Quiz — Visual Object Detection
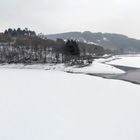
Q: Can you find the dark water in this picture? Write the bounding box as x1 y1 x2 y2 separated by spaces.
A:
86 65 140 85
114 69 140 85
69 64 140 85
103 65 140 85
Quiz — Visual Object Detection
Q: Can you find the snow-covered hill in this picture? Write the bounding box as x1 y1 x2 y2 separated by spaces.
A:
47 31 140 53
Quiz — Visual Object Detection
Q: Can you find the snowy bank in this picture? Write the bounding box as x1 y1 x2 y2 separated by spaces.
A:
65 62 125 74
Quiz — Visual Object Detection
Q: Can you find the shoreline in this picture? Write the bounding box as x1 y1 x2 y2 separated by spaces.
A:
0 62 139 85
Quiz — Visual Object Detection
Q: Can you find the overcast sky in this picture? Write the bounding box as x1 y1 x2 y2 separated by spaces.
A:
1 0 140 39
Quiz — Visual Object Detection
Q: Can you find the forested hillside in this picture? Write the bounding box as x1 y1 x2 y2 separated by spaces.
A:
0 28 106 64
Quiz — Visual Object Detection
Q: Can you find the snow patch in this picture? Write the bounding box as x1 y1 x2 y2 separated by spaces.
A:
103 37 109 41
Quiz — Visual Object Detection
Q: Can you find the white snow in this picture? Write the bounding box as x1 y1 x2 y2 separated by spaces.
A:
87 41 98 45
94 56 117 63
65 62 125 74
103 37 109 41
0 69 140 140
105 55 140 68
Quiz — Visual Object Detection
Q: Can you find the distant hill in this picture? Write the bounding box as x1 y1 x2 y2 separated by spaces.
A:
47 31 140 54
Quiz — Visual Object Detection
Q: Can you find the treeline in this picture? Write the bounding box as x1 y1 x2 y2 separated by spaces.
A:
0 28 106 64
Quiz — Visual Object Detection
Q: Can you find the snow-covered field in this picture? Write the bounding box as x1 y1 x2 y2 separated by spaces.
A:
0 68 140 140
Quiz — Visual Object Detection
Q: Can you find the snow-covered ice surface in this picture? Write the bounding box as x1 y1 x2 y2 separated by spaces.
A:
0 69 140 140
104 55 140 68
